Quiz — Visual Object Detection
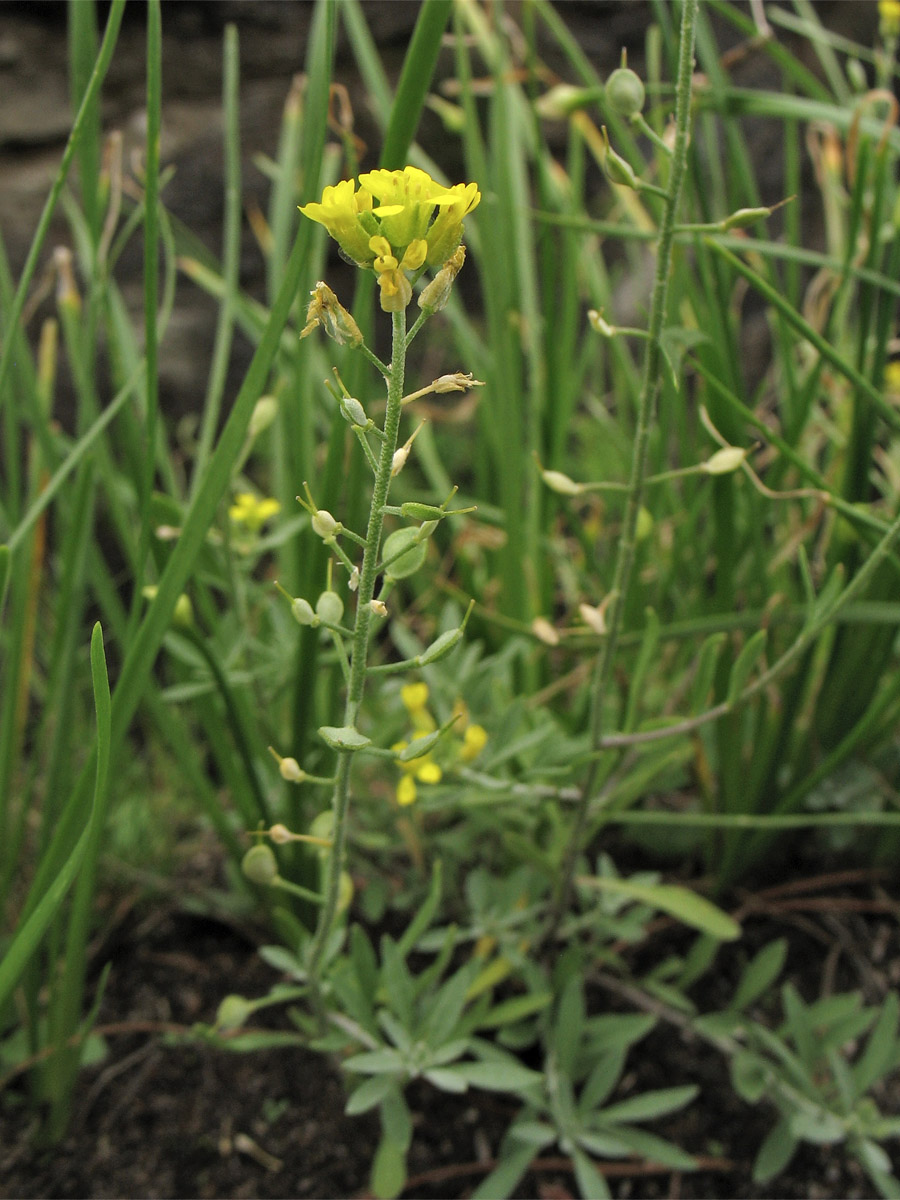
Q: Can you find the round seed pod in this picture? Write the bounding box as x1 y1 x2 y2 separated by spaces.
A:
606 67 645 117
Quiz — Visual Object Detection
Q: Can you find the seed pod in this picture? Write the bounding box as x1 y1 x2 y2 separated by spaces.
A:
311 509 338 539
241 844 278 886
216 994 253 1030
316 590 345 625
605 67 645 117
291 597 316 626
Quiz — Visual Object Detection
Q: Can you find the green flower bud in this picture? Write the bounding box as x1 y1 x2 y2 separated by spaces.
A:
241 844 279 886
605 67 645 117
277 758 305 783
338 870 354 914
173 593 194 628
542 469 584 496
419 246 466 314
636 506 654 541
248 395 279 439
703 446 747 475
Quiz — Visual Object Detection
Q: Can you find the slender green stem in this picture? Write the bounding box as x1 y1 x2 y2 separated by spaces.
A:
308 308 407 978
543 0 699 947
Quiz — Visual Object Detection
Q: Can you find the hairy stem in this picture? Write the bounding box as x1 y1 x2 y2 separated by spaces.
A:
308 308 407 978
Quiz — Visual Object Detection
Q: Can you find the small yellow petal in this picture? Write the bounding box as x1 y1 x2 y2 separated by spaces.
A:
401 682 429 713
416 761 442 784
461 724 487 763
400 239 428 271
397 775 417 806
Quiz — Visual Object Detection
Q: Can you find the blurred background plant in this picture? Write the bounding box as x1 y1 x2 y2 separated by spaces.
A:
2 0 900 1195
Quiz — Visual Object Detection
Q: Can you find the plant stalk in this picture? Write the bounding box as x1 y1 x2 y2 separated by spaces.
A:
544 0 699 946
308 308 407 977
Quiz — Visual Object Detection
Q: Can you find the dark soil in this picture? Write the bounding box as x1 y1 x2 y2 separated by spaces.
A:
4 857 898 1200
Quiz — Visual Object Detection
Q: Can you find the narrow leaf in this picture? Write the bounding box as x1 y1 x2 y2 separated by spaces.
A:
726 628 768 707
579 876 740 940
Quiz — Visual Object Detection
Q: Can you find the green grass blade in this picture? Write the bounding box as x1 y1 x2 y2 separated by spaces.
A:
127 0 162 639
192 23 242 489
379 0 454 168
0 0 125 417
705 239 900 434
0 625 110 1016
67 0 102 245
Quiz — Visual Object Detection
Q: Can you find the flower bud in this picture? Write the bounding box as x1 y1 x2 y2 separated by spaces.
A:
54 246 81 313
532 616 561 646
377 268 412 312
542 468 584 496
173 593 194 628
278 756 305 782
338 870 354 913
605 67 645 117
636 506 654 541
316 590 345 625
391 445 410 477
580 602 608 636
535 83 599 120
269 823 295 843
703 446 747 475
248 395 279 439
241 844 278 886
368 599 388 617
418 246 466 314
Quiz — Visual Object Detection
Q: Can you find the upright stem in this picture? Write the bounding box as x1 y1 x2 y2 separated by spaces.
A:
308 308 407 977
544 0 699 945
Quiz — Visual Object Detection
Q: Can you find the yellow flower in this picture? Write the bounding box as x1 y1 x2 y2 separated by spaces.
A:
393 735 442 806
299 166 480 311
880 0 900 35
401 682 436 732
460 723 487 763
229 492 281 533
422 182 481 266
886 361 900 394
297 179 375 265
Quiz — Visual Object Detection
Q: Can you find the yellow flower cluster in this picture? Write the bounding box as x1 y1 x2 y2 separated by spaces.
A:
392 683 487 806
229 492 281 533
299 166 480 312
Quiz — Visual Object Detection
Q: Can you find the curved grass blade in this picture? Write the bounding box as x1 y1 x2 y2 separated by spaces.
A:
0 624 110 1014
